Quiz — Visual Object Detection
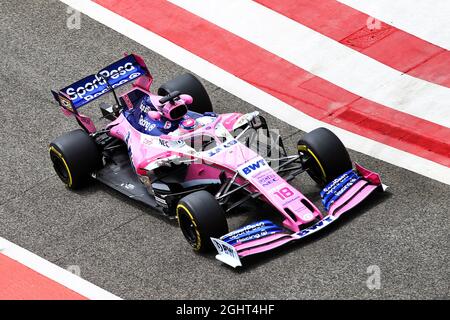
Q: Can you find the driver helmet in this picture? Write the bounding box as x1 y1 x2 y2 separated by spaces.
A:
142 94 192 121
159 94 192 121
160 101 188 121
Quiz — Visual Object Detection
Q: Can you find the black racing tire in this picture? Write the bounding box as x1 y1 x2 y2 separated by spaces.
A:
298 127 352 186
158 73 213 114
49 129 101 189
177 190 228 253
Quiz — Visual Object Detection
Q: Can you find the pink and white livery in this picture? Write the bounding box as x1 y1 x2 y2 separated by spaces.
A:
49 54 386 268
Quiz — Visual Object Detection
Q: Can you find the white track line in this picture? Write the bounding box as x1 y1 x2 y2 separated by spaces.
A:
337 0 450 50
0 237 121 300
169 0 450 129
59 0 450 185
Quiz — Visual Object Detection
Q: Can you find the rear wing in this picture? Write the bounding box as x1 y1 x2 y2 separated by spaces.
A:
52 53 152 112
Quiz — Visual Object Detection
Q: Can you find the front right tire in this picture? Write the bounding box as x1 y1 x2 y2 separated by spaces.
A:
298 127 352 186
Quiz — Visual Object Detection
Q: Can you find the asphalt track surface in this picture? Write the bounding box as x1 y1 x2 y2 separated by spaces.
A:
0 0 448 299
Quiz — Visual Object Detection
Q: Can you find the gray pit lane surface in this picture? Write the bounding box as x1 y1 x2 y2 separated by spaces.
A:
0 0 448 299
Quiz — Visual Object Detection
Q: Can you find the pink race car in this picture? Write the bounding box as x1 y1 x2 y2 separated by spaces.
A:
49 54 384 267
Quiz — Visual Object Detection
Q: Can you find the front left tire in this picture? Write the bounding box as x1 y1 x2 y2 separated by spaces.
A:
298 127 352 186
177 190 228 252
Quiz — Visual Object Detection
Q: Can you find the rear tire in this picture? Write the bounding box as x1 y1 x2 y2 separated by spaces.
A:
298 127 352 186
49 129 101 189
177 190 228 252
158 73 213 114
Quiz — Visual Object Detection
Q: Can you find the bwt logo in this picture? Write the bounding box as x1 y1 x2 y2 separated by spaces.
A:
242 159 266 175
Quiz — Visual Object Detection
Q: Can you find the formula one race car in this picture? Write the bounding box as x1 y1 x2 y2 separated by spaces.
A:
49 54 385 267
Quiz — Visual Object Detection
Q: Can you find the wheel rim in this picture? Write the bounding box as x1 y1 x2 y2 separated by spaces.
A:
177 205 201 250
49 148 72 186
298 144 327 186
305 157 326 185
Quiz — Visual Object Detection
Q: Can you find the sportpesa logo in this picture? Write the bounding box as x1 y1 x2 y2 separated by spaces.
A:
65 62 142 102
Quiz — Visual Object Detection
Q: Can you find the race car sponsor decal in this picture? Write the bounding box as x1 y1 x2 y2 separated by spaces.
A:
120 183 135 190
61 55 146 108
206 139 238 157
58 95 74 112
220 220 282 244
138 115 157 132
296 215 335 238
224 224 284 246
320 170 362 211
154 195 168 207
211 238 242 268
221 221 268 240
159 138 185 148
140 135 156 146
324 177 362 211
163 121 172 130
320 169 355 199
139 102 153 113
232 228 282 245
256 172 279 188
238 157 267 177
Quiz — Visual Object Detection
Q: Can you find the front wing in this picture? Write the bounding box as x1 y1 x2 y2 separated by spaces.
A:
211 163 386 268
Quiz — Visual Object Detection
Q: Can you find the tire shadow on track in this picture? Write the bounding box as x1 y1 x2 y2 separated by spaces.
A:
66 178 180 228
